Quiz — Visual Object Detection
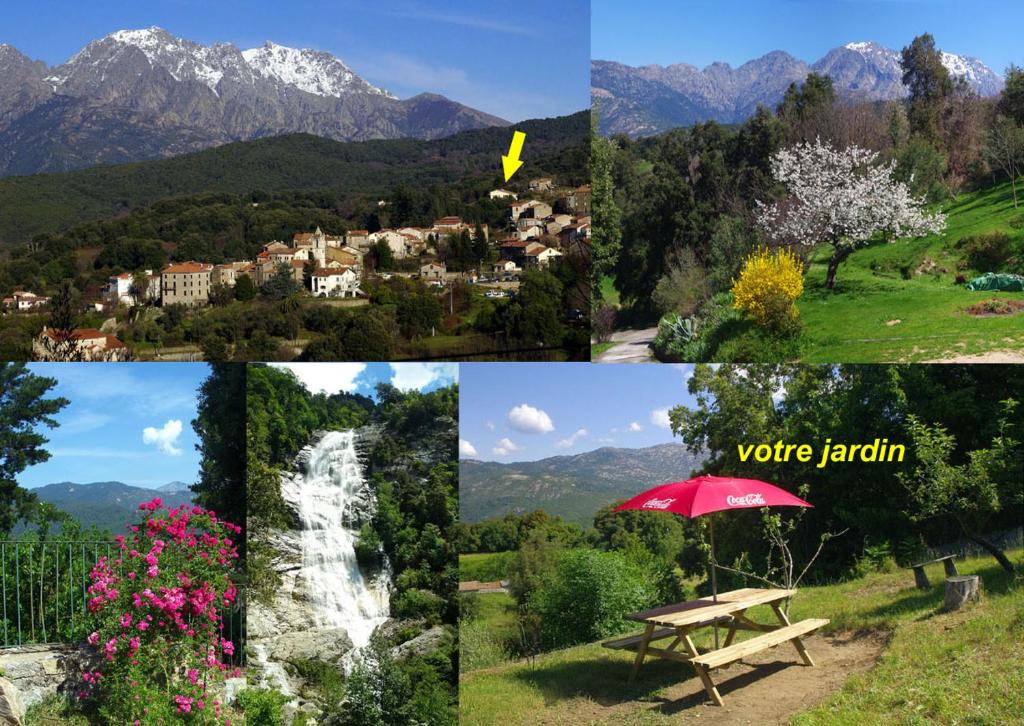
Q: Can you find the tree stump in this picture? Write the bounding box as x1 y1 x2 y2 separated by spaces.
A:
944 575 981 611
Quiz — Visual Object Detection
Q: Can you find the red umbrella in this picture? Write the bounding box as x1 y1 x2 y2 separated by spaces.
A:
614 475 812 646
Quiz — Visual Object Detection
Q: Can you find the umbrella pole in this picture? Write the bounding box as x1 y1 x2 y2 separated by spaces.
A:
710 514 719 649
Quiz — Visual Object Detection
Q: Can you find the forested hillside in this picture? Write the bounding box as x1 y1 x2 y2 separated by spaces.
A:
0 111 587 245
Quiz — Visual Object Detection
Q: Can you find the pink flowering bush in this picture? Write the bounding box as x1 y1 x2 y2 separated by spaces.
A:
79 497 242 725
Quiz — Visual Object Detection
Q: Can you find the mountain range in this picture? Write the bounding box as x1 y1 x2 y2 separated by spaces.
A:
459 443 708 525
30 481 194 533
592 41 1004 136
0 26 508 176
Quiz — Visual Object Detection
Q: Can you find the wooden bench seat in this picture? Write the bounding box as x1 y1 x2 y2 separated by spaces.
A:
908 554 958 589
603 628 678 650
690 618 829 670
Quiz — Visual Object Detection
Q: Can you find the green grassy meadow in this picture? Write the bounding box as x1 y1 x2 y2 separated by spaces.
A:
797 182 1024 362
459 550 1024 725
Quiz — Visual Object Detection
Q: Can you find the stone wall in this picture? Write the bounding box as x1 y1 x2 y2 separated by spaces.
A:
0 644 92 708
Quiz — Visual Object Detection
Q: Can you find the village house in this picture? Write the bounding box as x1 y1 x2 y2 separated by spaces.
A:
509 199 553 220
420 261 447 282
325 245 364 271
104 270 159 305
160 262 213 307
310 267 360 298
2 291 50 312
492 259 520 275
529 177 554 192
33 327 129 361
564 184 592 215
212 261 253 288
524 243 563 269
489 188 517 200
499 239 530 267
345 230 370 250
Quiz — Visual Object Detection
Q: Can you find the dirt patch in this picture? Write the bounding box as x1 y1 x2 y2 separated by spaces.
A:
964 299 1024 317
926 350 1024 363
533 630 889 725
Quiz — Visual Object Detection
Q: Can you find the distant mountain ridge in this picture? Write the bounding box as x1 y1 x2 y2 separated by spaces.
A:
459 443 708 525
0 26 508 176
31 481 194 533
593 40 1004 136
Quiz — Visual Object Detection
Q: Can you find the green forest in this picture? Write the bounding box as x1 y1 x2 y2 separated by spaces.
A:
592 35 1024 363
246 365 460 725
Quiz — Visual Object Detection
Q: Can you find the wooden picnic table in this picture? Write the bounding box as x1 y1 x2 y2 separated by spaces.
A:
603 587 828 706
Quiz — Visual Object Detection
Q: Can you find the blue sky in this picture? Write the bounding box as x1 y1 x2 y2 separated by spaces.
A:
271 362 457 398
21 364 209 490
593 0 1024 74
459 363 697 462
0 0 589 122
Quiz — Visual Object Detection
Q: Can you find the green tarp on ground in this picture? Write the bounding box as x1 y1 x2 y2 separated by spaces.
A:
965 272 1024 292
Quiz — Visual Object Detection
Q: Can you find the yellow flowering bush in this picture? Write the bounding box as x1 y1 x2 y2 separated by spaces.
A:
731 247 804 330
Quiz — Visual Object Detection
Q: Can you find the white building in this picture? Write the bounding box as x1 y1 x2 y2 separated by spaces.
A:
311 267 361 298
489 189 518 200
2 291 50 312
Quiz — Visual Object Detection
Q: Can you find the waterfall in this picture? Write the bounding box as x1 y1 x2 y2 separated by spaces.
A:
290 430 390 649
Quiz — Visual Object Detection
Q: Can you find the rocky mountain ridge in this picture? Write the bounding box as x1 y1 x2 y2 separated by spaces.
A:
593 40 1004 136
0 27 507 175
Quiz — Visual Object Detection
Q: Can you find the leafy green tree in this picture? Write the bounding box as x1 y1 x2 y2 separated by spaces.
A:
529 548 656 649
397 293 443 339
898 400 1021 573
0 364 69 535
374 239 394 271
261 263 302 300
901 33 953 141
591 107 621 307
997 64 1024 125
234 274 257 301
40 280 82 361
192 364 247 536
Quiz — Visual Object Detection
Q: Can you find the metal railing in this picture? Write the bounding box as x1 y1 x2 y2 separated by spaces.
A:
0 540 245 665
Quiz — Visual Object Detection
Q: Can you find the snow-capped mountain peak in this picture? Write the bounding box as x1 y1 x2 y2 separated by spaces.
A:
241 41 394 99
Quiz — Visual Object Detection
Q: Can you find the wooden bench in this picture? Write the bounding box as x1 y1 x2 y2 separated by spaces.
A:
908 554 958 589
689 618 829 706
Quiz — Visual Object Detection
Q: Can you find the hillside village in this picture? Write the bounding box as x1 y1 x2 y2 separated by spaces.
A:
7 179 590 360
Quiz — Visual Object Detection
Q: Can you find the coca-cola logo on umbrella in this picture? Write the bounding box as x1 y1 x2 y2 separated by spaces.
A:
641 497 676 510
726 493 767 506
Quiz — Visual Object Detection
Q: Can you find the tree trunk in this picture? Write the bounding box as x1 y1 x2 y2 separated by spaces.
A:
825 246 852 289
944 575 981 611
966 533 1016 574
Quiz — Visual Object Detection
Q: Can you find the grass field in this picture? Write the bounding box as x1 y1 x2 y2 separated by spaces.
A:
797 182 1024 362
460 550 1024 725
461 552 516 582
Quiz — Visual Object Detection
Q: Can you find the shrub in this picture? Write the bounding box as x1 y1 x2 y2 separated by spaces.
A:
392 588 445 624
959 232 1018 272
653 294 741 363
731 247 804 330
592 305 616 343
458 619 510 672
652 247 709 317
528 548 656 649
79 498 242 725
235 688 290 726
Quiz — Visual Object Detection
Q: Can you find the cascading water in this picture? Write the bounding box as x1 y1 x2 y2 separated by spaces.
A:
290 430 390 650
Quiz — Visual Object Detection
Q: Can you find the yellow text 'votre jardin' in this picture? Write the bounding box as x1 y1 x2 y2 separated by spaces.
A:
737 438 906 469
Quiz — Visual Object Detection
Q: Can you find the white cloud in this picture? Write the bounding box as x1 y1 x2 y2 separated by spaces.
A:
390 363 457 391
597 437 616 444
271 363 367 393
508 404 554 433
628 422 643 432
651 408 672 430
142 419 184 456
554 428 588 449
59 410 114 434
492 438 521 456
485 421 496 431
459 439 478 457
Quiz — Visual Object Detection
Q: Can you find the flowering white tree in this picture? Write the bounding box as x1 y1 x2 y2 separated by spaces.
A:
756 138 946 288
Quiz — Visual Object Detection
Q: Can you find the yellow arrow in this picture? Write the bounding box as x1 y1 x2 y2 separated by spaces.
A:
502 130 526 182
